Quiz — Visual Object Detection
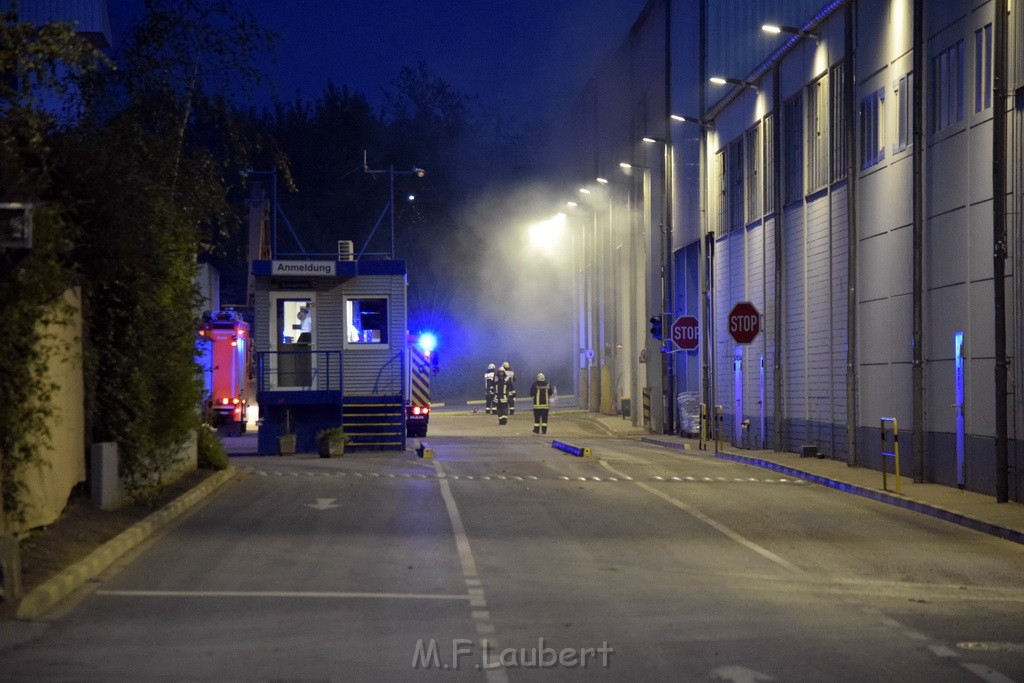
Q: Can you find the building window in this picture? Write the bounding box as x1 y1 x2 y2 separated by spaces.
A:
932 39 964 133
860 88 885 168
764 113 776 214
806 75 829 193
714 149 726 236
727 136 744 232
744 122 763 222
830 64 848 182
975 24 992 112
895 72 913 153
345 297 389 345
783 93 804 204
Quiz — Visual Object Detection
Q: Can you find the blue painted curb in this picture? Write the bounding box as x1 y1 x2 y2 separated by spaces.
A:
714 451 1024 546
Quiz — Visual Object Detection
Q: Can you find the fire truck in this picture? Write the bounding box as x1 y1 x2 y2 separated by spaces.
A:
198 308 251 435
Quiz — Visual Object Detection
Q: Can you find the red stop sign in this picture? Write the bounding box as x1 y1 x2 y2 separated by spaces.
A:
671 315 699 351
728 302 761 344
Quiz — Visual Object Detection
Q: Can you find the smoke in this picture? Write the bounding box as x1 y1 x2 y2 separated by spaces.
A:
424 182 578 404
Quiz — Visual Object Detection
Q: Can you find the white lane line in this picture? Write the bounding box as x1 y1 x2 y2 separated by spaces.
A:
928 645 959 658
433 461 508 683
96 590 469 600
961 663 1018 683
600 461 804 574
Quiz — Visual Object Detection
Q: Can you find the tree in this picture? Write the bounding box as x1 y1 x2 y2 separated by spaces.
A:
0 8 106 525
54 0 277 499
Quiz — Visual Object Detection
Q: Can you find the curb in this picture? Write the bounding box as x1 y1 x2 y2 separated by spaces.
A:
15 465 237 620
713 451 1024 546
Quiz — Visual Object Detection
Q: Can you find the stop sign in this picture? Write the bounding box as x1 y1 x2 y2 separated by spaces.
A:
671 315 699 351
728 301 761 344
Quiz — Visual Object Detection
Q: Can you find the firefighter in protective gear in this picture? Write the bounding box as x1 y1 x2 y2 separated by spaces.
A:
484 363 497 414
494 366 512 425
502 361 516 415
530 373 552 434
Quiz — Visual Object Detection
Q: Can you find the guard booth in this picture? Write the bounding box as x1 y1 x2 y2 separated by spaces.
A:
252 258 410 454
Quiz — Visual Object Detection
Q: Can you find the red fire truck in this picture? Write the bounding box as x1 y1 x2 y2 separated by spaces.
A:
198 308 251 435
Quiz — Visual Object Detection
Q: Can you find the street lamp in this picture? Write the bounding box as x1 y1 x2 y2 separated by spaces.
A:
761 23 820 42
709 76 759 91
363 159 426 260
566 196 602 413
641 134 675 435
619 161 651 426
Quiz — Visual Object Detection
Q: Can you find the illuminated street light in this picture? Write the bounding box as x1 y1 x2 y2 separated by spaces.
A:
670 114 707 127
709 76 758 90
527 213 567 253
761 23 819 42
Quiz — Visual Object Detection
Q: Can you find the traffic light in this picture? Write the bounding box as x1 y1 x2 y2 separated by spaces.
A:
649 315 663 340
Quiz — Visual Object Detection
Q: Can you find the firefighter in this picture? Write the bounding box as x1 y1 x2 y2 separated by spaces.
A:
502 361 516 415
530 373 553 435
484 363 497 414
493 366 512 423
494 366 512 425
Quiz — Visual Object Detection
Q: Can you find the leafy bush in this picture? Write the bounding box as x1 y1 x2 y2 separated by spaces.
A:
197 425 229 470
316 427 348 443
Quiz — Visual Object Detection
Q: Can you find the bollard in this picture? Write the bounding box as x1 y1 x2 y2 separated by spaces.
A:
880 417 902 495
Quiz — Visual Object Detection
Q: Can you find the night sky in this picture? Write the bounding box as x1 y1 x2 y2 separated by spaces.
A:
108 1 647 123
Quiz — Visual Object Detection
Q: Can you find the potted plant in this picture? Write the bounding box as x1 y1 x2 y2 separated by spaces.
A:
316 426 347 458
277 409 297 456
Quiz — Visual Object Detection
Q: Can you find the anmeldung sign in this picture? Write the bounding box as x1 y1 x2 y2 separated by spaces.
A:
272 261 337 276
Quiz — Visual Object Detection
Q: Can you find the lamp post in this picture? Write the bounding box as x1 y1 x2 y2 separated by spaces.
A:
643 135 674 435
567 196 600 412
761 23 820 42
527 212 578 403
363 159 425 259
620 162 651 427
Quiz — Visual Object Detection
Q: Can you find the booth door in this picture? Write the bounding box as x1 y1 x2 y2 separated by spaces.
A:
270 293 316 389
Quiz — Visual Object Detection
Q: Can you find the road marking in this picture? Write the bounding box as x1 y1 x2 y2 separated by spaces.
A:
95 589 470 600
710 665 777 682
307 498 339 510
240 466 812 486
961 663 1018 683
600 461 804 574
433 461 508 683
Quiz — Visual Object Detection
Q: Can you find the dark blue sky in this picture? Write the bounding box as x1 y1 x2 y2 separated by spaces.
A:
109 1 646 122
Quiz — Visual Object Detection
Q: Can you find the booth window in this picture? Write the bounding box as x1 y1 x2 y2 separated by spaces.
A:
346 297 388 345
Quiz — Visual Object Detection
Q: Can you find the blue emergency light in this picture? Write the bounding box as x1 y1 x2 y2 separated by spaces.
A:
417 332 438 355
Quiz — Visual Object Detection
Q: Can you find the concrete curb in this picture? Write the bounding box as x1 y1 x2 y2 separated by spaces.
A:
713 452 1024 546
15 466 237 621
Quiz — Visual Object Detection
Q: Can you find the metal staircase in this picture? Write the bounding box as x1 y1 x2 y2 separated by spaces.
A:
342 395 405 450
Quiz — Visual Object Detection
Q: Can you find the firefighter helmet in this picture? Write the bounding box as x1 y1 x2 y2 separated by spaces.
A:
537 373 545 381
488 363 495 370
502 361 510 369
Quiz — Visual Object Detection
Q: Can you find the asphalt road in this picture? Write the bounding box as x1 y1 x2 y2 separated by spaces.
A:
1 412 1022 681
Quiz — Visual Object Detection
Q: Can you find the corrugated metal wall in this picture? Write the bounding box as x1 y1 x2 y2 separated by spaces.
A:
341 274 407 396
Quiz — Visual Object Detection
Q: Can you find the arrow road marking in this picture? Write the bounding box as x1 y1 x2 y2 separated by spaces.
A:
307 498 339 510
710 665 777 683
